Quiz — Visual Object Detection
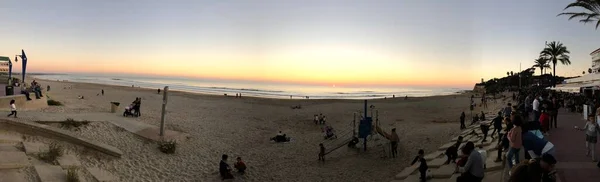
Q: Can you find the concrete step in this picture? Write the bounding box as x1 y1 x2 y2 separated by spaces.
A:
0 143 20 152
0 133 22 144
0 169 27 182
23 142 48 155
34 165 66 182
57 155 81 169
0 152 30 169
86 167 116 182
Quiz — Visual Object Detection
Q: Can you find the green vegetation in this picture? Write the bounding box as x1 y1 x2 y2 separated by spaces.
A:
60 118 90 130
66 167 80 182
158 140 177 154
559 0 600 29
38 143 63 163
47 99 63 106
540 41 571 87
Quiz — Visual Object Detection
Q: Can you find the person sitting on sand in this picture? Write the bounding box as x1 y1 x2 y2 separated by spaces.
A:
219 154 234 180
234 157 246 174
445 136 463 164
347 136 359 148
271 131 290 142
323 125 336 139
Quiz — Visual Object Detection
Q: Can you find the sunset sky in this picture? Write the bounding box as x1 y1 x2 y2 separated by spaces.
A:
1 0 599 88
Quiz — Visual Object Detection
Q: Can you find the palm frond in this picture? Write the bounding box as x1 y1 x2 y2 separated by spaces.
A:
559 0 600 29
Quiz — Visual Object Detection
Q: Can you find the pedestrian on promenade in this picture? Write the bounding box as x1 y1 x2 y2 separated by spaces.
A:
575 114 600 161
507 116 523 170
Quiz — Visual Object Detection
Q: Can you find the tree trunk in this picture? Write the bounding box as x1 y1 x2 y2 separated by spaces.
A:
553 62 557 88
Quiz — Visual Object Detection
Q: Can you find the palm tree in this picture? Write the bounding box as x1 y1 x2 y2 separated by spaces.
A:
534 57 551 75
558 0 600 29
541 41 571 87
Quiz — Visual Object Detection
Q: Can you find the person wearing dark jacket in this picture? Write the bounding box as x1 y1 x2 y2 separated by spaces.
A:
219 154 233 180
490 112 503 139
411 149 428 182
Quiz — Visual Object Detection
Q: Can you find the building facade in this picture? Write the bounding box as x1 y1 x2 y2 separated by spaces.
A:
591 48 600 73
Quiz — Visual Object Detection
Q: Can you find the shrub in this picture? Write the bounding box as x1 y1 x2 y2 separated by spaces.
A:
158 140 177 154
38 143 63 163
66 167 80 182
47 99 63 106
61 118 90 130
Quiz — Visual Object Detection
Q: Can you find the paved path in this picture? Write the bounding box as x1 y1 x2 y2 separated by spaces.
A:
13 111 187 142
547 110 600 182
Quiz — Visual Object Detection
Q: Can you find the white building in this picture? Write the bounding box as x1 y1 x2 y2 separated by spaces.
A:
592 48 600 73
0 56 10 73
554 48 600 93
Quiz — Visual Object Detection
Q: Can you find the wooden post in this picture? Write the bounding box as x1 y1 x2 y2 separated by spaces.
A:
159 86 169 136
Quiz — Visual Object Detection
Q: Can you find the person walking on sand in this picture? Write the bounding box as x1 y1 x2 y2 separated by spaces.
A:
157 88 161 94
575 114 600 161
7 100 17 118
460 112 466 129
101 89 104 96
319 143 325 162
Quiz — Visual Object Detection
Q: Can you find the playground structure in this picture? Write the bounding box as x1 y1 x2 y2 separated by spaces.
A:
321 100 389 156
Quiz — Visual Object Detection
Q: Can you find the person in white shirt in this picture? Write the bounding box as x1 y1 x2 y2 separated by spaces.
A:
7 99 16 118
478 146 487 169
533 94 541 121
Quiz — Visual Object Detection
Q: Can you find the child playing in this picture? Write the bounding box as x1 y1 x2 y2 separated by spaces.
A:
445 136 464 164
575 114 600 161
319 143 325 162
411 149 428 182
234 157 247 175
7 100 16 118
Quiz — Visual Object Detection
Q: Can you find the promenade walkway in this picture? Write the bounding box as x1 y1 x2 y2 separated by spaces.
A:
10 111 187 142
547 110 600 182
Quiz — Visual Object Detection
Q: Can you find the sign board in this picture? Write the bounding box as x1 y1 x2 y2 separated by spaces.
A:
358 117 372 138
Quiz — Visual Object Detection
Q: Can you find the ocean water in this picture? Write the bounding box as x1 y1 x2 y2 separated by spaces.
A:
32 74 467 99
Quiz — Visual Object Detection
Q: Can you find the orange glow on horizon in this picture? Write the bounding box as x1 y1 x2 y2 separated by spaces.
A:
24 46 477 88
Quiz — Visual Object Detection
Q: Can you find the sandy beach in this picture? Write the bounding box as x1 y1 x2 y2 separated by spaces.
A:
24 78 506 182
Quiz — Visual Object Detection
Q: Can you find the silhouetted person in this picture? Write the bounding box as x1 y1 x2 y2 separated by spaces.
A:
460 112 466 129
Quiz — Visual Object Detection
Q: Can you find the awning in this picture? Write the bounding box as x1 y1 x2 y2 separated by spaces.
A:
0 56 10 62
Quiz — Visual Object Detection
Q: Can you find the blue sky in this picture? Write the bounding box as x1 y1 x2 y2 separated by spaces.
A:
0 0 597 87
